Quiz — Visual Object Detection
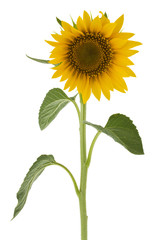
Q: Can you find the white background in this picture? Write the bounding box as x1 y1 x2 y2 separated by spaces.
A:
0 0 156 239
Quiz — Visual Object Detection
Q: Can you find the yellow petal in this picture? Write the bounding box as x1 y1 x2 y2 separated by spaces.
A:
99 11 110 26
64 69 76 90
61 21 72 31
101 87 110 100
50 47 68 58
115 49 139 57
98 74 111 100
110 38 127 49
100 88 110 99
81 77 91 104
60 31 75 41
83 11 91 31
68 74 78 91
60 67 72 81
119 78 128 90
60 75 68 82
45 40 60 47
52 69 62 78
50 46 68 54
51 34 63 42
98 72 114 91
90 78 101 100
49 58 63 64
112 32 135 39
77 16 86 32
101 22 117 38
63 69 76 89
123 66 136 77
113 54 134 66
90 16 102 32
64 78 74 90
111 81 126 93
50 52 61 58
107 70 128 91
76 73 86 93
63 79 71 90
71 27 83 36
111 64 136 77
112 14 124 34
107 72 126 92
50 43 67 52
122 40 142 49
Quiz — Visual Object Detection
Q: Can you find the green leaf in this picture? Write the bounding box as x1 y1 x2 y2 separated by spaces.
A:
39 88 76 130
26 55 50 64
12 155 55 219
12 155 79 219
56 17 62 26
84 114 144 155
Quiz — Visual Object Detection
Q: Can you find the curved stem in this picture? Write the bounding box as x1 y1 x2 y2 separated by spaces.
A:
79 94 88 240
55 162 80 197
86 131 101 168
71 100 80 122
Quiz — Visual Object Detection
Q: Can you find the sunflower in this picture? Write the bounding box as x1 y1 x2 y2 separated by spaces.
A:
46 11 141 103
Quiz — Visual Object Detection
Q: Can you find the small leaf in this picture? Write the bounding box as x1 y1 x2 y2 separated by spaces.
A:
12 155 55 219
84 114 144 155
56 17 62 26
26 55 50 64
39 88 75 130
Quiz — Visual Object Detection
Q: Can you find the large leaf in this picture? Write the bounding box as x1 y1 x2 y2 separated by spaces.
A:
85 114 144 155
12 155 55 219
39 88 76 130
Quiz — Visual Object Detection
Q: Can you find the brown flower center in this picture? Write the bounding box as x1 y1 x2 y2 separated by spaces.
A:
67 32 113 77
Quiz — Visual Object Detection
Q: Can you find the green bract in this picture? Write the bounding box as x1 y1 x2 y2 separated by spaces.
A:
56 17 62 26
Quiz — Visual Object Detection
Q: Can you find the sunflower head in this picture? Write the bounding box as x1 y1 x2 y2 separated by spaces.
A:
46 11 141 103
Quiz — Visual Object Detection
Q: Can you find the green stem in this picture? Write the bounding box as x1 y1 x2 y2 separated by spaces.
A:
72 100 80 122
55 162 79 197
86 131 101 168
79 94 88 240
